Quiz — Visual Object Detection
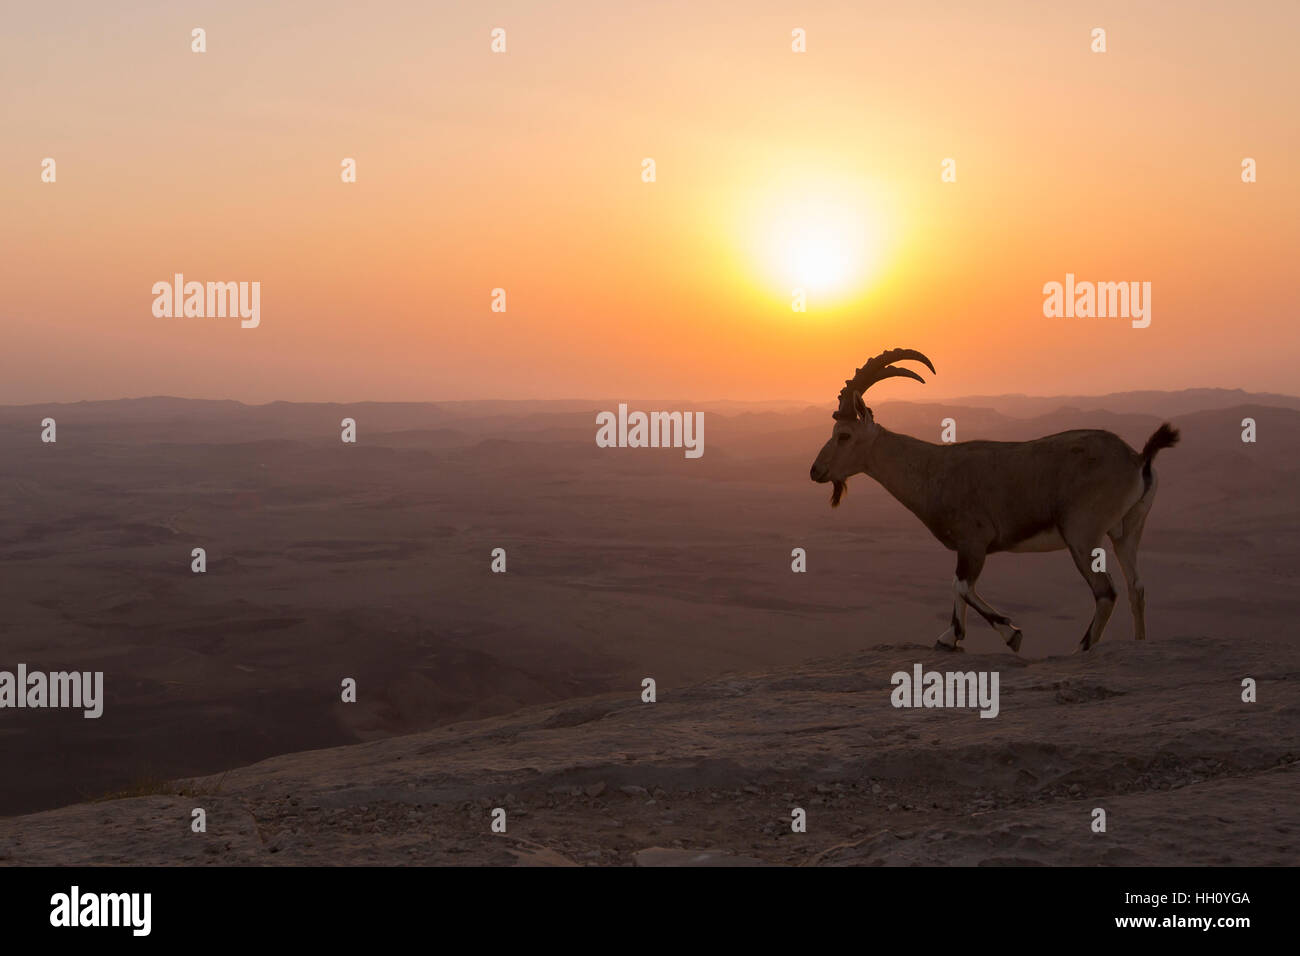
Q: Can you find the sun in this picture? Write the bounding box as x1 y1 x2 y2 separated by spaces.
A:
743 178 890 304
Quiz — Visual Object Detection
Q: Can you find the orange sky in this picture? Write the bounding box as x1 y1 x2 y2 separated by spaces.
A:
2 0 1297 403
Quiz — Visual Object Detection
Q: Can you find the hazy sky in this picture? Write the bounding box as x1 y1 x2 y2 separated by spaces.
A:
2 0 1296 403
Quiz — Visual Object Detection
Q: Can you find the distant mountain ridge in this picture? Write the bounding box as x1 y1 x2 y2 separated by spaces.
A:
2 387 1297 423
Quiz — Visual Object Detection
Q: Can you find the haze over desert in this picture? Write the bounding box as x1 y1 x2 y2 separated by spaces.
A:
1 390 1294 865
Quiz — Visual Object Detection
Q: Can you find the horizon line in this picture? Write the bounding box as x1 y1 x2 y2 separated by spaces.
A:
1 385 1297 410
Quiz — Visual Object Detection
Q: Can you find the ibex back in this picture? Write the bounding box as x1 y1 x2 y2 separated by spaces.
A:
809 348 1179 653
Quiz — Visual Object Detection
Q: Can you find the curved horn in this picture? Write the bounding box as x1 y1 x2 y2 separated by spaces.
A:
834 348 936 419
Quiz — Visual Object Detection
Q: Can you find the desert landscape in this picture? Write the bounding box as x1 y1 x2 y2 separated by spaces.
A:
1 392 1296 864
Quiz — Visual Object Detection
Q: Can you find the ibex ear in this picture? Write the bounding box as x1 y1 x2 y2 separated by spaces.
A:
852 390 868 420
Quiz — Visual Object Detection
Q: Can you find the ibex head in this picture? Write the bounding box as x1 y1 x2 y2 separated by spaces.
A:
809 348 935 506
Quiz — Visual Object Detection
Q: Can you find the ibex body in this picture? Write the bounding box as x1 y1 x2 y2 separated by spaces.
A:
809 349 1179 653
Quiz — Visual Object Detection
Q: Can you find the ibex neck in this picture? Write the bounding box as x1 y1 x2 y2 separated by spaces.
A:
862 427 943 519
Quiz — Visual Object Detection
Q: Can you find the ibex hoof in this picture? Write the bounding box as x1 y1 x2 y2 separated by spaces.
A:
1006 629 1023 653
933 640 964 653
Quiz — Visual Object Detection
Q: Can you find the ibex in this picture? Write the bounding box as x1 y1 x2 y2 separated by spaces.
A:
809 348 1179 653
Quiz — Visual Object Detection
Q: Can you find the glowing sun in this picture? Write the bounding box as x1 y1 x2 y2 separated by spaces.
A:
746 181 889 302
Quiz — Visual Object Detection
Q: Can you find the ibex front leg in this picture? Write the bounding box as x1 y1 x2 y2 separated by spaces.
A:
953 551 1024 653
934 578 969 652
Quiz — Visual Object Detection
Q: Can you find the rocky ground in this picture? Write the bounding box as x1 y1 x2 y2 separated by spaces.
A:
3 632 1294 866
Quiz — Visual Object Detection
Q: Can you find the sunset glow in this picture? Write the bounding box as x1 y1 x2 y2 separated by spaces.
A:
1 1 1297 403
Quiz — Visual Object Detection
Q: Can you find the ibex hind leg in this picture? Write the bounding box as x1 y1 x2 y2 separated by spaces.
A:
1066 538 1117 652
1109 479 1155 641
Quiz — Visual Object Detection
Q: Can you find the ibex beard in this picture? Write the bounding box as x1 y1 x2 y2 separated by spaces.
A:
810 347 1179 654
829 478 846 507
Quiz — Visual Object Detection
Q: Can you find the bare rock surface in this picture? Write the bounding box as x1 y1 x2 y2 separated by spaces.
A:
3 633 1294 866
